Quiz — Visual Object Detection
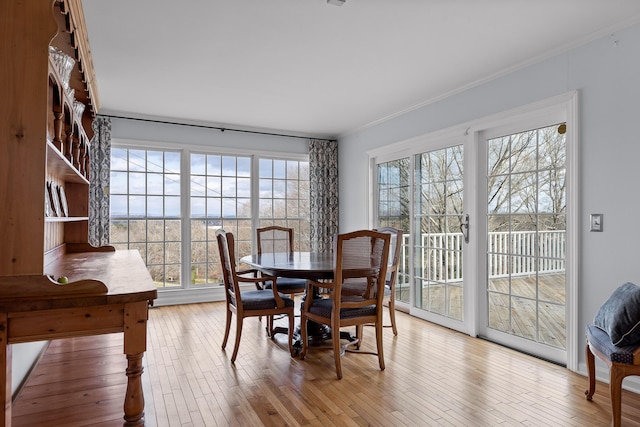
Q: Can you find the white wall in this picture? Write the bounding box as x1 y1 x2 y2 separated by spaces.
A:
338 22 640 371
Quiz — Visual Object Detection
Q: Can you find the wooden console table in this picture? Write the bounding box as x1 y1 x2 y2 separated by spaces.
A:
0 249 157 427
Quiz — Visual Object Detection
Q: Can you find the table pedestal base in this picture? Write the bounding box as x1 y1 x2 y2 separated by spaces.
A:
291 321 356 355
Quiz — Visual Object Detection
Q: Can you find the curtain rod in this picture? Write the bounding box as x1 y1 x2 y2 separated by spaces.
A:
100 114 335 142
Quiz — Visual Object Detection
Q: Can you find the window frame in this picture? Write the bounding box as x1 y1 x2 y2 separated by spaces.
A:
110 139 310 293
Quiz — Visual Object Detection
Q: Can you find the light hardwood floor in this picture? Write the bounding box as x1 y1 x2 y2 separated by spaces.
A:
11 301 640 426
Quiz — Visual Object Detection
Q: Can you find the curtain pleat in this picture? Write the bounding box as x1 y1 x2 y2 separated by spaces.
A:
309 139 339 253
89 116 111 247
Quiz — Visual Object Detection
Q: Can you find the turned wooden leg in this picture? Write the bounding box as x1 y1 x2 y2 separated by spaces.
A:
53 111 63 151
123 302 149 426
585 343 596 400
124 353 145 427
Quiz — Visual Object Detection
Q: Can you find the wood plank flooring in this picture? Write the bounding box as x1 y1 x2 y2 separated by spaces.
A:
12 300 640 426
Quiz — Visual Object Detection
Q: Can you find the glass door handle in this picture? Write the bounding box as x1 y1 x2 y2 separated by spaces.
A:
460 214 469 243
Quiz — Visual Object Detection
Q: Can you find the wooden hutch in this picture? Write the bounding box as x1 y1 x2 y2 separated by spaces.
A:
0 1 157 426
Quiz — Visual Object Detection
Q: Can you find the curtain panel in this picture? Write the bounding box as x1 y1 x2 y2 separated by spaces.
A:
89 116 111 247
309 139 338 253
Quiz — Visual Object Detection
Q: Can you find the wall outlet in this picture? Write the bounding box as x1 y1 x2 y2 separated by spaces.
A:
590 214 603 232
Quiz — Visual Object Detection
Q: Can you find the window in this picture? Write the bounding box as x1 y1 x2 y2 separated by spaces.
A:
370 94 575 366
109 146 310 290
110 148 182 287
190 153 252 286
414 146 465 320
486 123 566 348
376 158 410 303
258 158 310 251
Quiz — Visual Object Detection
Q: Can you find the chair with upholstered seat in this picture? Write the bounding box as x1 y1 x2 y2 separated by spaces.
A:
585 282 640 427
256 226 307 295
300 229 390 379
216 229 295 363
341 227 402 335
256 226 308 336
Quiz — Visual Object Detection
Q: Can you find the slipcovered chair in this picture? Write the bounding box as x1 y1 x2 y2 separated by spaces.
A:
300 229 390 379
216 229 295 363
585 282 640 427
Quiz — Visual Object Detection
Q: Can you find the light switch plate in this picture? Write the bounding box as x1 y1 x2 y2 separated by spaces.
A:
590 214 603 232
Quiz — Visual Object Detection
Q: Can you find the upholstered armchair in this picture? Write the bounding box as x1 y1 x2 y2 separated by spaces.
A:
585 282 640 427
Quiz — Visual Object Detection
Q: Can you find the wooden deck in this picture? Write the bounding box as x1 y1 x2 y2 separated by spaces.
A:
398 272 566 348
11 299 640 426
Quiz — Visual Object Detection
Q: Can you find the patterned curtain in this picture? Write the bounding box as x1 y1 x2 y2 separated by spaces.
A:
309 139 339 253
88 116 111 246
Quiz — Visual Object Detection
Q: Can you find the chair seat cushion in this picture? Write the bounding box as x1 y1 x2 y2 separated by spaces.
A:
586 324 640 365
240 290 294 310
308 297 376 319
593 282 640 346
264 277 307 293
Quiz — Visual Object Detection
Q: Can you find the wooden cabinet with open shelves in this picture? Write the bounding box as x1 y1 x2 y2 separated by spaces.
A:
1 2 156 424
1 0 101 275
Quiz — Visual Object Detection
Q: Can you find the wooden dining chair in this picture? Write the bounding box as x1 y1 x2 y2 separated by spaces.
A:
256 226 307 336
342 227 403 336
299 229 390 379
216 229 295 363
256 226 307 294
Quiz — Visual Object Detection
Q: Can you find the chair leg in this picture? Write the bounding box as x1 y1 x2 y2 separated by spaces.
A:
375 321 385 371
355 325 364 350
287 311 295 357
388 297 398 336
222 307 232 350
610 368 624 427
300 317 308 359
333 325 343 379
266 315 273 338
230 315 244 363
585 343 596 400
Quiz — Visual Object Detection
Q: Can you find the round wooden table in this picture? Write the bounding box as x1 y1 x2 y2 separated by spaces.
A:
240 251 353 350
240 251 334 281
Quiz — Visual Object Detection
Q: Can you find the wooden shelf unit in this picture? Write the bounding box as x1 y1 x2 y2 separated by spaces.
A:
1 1 157 426
1 0 99 275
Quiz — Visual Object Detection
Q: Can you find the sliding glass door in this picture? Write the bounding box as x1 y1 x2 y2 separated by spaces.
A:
481 123 567 362
376 158 410 304
371 96 575 365
413 145 465 322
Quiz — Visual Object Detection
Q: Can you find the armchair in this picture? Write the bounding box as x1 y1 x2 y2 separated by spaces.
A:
299 229 390 379
585 282 640 426
216 229 295 363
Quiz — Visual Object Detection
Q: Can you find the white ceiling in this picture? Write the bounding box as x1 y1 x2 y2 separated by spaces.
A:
82 0 640 139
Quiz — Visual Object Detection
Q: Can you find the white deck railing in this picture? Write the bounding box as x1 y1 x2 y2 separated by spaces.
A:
399 230 565 282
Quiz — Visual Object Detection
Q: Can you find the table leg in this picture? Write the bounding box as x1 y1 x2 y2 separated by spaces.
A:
123 301 148 426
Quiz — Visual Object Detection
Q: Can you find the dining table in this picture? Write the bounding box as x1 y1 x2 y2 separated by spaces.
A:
240 251 334 281
240 251 354 351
